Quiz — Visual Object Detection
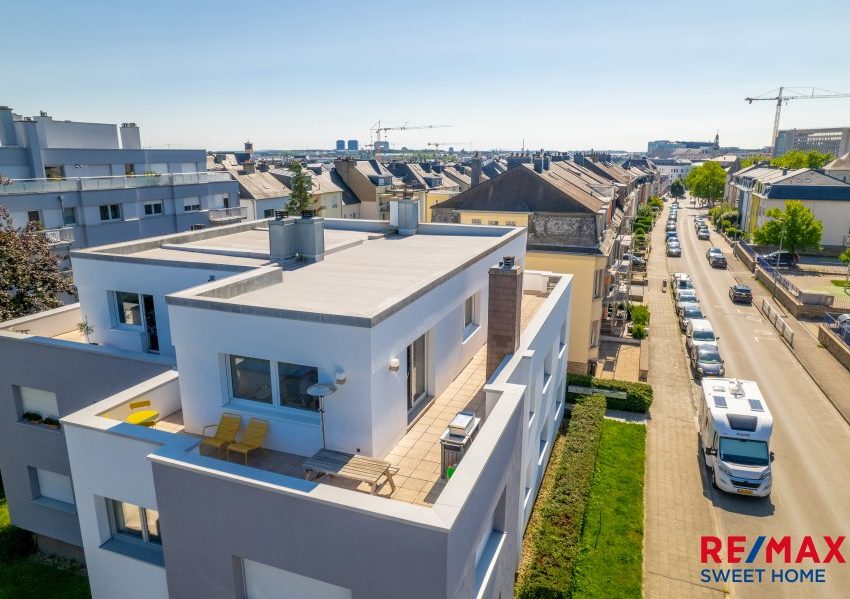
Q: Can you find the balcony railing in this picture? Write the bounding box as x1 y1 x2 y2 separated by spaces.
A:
0 172 232 195
208 206 248 223
34 226 75 245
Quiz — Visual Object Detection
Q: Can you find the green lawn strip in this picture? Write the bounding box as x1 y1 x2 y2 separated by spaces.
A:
0 488 90 598
516 395 606 598
572 420 646 599
830 279 850 288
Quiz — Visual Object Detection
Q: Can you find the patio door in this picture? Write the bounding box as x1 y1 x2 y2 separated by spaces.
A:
407 334 427 411
142 294 159 353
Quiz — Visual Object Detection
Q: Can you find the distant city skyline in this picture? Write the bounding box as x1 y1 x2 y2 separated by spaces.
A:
4 0 850 153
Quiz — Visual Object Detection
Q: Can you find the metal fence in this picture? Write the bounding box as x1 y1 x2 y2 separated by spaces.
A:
756 257 801 298
738 239 757 257
824 313 850 347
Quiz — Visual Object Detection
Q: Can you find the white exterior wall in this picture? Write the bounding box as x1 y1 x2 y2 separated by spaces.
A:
73 257 246 356
37 118 119 150
63 424 168 599
757 198 850 246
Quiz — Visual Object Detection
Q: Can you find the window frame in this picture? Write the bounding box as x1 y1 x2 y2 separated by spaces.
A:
143 201 164 217
99 203 122 221
183 197 201 212
106 498 161 547
111 290 143 328
227 354 320 415
62 207 77 225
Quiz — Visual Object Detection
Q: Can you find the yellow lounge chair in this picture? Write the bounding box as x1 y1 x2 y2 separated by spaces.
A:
227 418 269 465
126 400 159 427
200 413 242 457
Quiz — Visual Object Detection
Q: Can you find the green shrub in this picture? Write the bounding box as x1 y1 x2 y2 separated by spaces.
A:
632 225 647 236
0 526 35 563
516 396 606 598
566 374 653 413
648 196 664 209
629 304 650 326
630 323 647 338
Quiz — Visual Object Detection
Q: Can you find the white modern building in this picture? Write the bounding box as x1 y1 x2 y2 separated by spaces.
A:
649 158 693 185
0 202 572 598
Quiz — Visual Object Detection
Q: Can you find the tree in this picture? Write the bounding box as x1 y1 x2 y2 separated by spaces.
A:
771 150 833 170
670 179 685 198
685 161 726 206
286 161 315 215
739 155 769 169
0 205 76 321
752 200 823 254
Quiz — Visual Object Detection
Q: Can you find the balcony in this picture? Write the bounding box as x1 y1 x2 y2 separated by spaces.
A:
34 226 75 246
0 172 232 195
208 206 248 224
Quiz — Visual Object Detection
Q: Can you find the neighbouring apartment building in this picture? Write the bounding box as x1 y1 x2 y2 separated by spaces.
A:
432 154 649 374
726 165 850 246
774 127 850 158
333 158 398 219
0 106 240 255
0 202 572 599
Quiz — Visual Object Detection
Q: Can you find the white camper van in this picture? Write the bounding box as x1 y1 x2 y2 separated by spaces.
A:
698 378 774 497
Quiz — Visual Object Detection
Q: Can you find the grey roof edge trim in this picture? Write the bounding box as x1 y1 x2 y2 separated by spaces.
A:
68 251 259 272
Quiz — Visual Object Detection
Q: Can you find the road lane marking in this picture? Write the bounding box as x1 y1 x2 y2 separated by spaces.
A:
754 329 774 336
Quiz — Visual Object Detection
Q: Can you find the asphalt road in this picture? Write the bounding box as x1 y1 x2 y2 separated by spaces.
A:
664 198 850 597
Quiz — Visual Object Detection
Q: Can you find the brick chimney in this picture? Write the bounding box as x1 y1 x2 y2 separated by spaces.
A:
486 256 523 378
471 153 482 186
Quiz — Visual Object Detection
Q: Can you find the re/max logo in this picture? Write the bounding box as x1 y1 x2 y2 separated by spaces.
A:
701 536 846 564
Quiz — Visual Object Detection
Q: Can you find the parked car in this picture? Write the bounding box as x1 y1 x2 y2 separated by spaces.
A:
680 305 706 331
666 222 677 232
697 227 711 240
623 253 646 268
667 242 682 257
685 318 719 352
672 277 695 298
676 290 699 313
729 284 753 304
706 248 727 268
760 250 799 267
666 230 678 241
677 300 701 318
690 344 726 378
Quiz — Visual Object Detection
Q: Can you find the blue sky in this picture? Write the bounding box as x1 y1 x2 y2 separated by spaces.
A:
4 0 850 152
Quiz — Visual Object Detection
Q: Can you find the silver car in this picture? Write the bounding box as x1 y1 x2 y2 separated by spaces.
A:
690 344 725 378
667 242 682 257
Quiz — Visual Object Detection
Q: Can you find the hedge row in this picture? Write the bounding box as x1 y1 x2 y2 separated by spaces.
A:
0 525 35 563
516 395 606 598
566 374 653 413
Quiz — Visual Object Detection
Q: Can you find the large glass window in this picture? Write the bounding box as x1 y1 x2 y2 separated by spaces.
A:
718 438 769 466
143 202 163 216
230 356 273 404
114 291 142 326
278 362 319 411
108 499 161 546
99 204 121 221
62 207 76 225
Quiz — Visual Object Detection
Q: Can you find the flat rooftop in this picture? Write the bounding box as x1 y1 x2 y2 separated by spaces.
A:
230 233 517 319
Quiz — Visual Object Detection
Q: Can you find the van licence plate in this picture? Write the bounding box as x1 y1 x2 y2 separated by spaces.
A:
737 489 754 496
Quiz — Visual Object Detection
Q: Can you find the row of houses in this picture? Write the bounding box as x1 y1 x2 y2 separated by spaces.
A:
724 154 850 247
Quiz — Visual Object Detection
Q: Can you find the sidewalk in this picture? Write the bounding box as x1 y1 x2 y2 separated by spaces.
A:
724 240 850 425
643 209 726 598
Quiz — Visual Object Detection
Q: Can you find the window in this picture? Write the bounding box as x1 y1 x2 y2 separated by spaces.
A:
27 210 41 223
62 207 76 225
99 204 121 221
228 355 320 412
183 198 201 212
488 220 499 225
45 165 65 180
471 218 482 224
33 468 75 505
506 220 517 226
107 499 161 547
592 268 604 299
143 202 163 216
589 320 600 348
243 558 352 599
277 362 319 411
263 209 276 218
230 356 273 404
114 291 142 326
18 385 58 420
464 294 476 330
125 163 135 176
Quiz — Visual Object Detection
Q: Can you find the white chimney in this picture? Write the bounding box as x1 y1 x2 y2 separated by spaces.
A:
389 198 420 236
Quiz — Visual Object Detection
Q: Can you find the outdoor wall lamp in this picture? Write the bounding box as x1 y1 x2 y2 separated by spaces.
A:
335 370 347 385
388 358 400 372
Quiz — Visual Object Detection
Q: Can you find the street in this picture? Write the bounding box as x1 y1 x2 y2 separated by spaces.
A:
645 196 850 598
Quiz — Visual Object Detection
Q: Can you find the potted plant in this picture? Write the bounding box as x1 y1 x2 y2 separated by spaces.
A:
22 412 43 424
42 417 61 430
77 318 94 344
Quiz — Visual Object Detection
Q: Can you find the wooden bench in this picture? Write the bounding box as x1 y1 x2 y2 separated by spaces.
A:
303 449 398 495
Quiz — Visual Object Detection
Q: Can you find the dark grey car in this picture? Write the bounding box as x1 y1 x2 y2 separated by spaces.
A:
690 344 725 378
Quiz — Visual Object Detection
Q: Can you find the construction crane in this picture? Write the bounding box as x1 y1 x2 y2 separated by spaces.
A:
370 121 450 161
745 87 850 156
